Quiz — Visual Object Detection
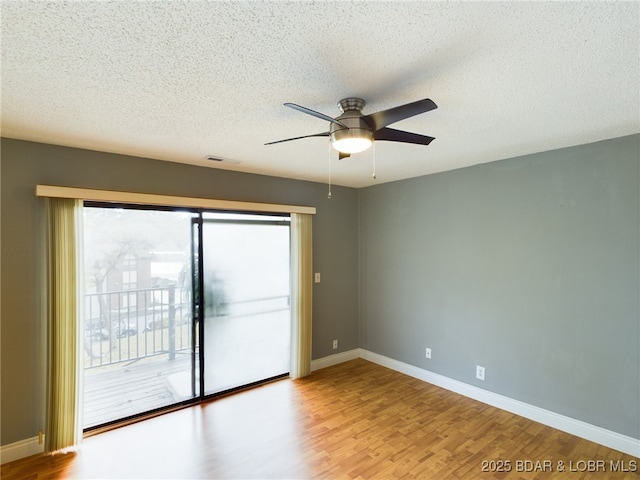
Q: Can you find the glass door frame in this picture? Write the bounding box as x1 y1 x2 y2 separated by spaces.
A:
82 202 201 432
82 202 292 431
194 211 292 399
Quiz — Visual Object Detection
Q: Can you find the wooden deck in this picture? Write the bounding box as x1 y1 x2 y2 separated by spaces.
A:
83 309 291 428
83 353 194 428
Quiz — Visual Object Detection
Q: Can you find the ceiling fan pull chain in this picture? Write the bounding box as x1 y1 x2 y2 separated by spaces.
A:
372 142 377 180
328 142 333 199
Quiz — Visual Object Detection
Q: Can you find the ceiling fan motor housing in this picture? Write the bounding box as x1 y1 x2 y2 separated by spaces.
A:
330 98 373 153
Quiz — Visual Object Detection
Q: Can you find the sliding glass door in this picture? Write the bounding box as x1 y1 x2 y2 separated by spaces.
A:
82 206 291 429
201 213 291 394
82 206 198 428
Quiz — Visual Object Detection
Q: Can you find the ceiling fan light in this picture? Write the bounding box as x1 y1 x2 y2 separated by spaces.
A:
332 137 372 154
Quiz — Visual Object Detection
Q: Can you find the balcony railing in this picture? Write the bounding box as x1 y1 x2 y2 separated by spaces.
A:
84 286 290 369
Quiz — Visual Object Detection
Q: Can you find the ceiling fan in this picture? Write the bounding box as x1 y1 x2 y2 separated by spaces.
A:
265 97 437 159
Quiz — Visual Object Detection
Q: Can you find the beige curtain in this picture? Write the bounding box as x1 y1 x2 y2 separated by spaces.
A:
290 213 313 379
45 198 83 453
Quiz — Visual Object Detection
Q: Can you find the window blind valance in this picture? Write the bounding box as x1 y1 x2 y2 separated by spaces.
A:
36 185 316 215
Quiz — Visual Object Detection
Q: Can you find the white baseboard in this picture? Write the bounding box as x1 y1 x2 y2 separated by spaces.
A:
0 436 44 464
311 349 639 458
311 348 362 371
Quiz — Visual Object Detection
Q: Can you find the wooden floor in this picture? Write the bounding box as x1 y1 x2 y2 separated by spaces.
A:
3 359 638 479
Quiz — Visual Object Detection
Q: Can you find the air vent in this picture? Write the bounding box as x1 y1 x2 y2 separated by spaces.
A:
203 155 241 164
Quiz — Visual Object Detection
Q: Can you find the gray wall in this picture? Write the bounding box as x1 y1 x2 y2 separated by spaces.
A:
2 134 638 447
0 139 360 445
359 134 639 438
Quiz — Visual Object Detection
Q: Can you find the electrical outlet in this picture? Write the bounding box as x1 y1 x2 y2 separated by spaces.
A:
476 365 485 381
425 347 431 359
332 339 338 350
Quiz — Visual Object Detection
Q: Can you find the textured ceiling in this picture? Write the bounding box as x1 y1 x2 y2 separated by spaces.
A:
2 1 639 188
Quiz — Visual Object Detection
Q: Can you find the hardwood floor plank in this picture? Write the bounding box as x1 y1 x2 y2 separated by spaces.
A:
2 359 638 479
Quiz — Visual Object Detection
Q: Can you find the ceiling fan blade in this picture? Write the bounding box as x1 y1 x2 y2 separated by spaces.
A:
338 152 351 160
364 98 437 131
374 127 435 145
265 132 330 146
284 103 348 128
